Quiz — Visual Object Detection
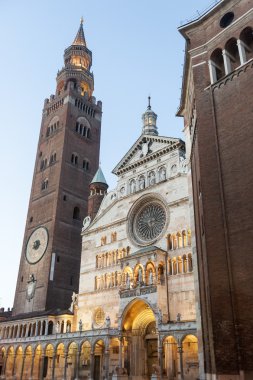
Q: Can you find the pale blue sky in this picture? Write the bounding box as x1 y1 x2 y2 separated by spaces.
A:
0 0 214 308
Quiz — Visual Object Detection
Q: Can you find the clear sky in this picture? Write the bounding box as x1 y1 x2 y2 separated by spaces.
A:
0 0 214 308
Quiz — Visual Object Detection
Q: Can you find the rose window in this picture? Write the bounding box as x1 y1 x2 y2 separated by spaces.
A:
128 197 168 246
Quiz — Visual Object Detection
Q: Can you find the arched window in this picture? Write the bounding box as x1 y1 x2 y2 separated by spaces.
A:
209 48 225 83
188 254 193 272
183 255 188 273
178 257 183 274
224 38 240 72
172 259 177 275
172 234 177 250
167 234 172 250
73 206 80 220
41 178 48 191
182 230 187 247
83 159 89 171
87 128 91 138
48 321 53 335
187 229 191 246
239 27 253 62
177 232 182 248
168 258 172 275
71 153 78 166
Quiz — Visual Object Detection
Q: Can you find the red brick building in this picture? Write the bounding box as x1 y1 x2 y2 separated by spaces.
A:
12 20 102 316
178 1 253 379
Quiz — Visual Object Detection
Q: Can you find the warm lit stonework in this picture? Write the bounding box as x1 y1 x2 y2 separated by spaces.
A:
0 18 199 377
0 91 199 378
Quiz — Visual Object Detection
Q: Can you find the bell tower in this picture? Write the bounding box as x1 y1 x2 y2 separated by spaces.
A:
13 20 102 316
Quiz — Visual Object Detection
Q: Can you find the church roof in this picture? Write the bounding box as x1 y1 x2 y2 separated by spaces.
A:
91 166 108 185
112 134 184 176
72 18 86 46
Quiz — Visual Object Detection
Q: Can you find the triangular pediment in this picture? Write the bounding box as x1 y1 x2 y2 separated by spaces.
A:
112 134 184 175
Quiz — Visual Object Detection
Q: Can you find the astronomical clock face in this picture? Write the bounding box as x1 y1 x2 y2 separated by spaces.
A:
25 227 49 264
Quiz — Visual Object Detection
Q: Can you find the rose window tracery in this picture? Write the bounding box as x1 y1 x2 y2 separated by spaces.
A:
128 196 168 246
136 204 166 241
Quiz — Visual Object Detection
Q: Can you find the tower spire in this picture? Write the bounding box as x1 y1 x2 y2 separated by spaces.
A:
142 97 158 136
72 18 86 46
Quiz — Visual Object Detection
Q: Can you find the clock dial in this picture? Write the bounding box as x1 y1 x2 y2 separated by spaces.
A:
26 227 49 264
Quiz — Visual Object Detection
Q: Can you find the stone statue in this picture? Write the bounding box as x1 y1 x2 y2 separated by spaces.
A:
55 322 59 333
126 273 130 289
157 309 162 324
160 167 166 181
105 315 111 328
152 364 161 375
69 291 78 312
179 155 187 173
177 313 181 322
149 270 153 285
149 172 156 185
79 319 83 331
139 176 145 190
130 180 136 193
138 267 143 283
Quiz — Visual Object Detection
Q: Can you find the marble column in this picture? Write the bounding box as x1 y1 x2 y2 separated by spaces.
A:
1 353 8 380
74 350 81 380
118 338 123 368
62 352 68 380
29 353 35 380
90 351 94 380
39 354 45 380
177 344 184 380
11 354 17 377
158 338 163 377
20 354 26 380
104 349 110 380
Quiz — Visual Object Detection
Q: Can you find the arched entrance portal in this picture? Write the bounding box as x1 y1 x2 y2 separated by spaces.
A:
122 299 158 379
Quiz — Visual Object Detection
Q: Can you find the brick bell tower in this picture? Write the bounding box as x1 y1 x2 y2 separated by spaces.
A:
13 19 102 316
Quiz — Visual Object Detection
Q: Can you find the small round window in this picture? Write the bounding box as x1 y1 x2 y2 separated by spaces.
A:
220 12 234 28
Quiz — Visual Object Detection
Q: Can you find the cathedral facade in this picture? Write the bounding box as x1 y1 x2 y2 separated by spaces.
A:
0 20 199 380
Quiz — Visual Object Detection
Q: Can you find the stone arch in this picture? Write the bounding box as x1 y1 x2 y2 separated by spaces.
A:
80 340 91 376
32 344 43 380
66 341 79 379
5 346 14 378
157 262 165 284
55 343 65 379
0 346 6 377
14 345 23 378
23 345 33 379
120 299 158 377
225 37 240 72
121 298 156 332
133 263 145 285
145 261 156 285
210 48 225 82
181 334 199 379
48 320 55 336
122 266 133 285
163 335 178 378
66 320 72 333
158 166 166 181
240 26 253 62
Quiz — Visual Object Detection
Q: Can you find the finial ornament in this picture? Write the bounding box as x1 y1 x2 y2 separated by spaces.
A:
80 16 84 25
148 96 151 110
